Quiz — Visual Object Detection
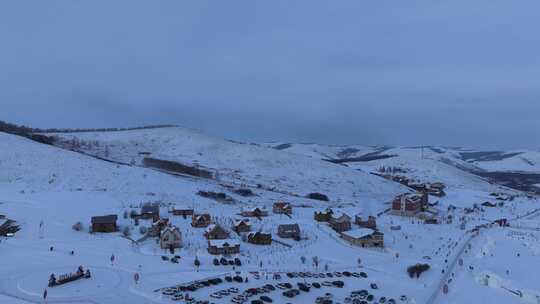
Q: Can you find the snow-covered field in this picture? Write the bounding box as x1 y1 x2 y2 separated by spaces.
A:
1 128 539 304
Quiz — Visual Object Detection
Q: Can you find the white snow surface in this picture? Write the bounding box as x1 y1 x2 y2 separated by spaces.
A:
1 129 539 304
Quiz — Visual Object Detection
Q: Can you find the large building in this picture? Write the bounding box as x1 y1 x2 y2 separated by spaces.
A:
391 192 428 216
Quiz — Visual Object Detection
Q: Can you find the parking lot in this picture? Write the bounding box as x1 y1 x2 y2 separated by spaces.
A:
157 270 412 304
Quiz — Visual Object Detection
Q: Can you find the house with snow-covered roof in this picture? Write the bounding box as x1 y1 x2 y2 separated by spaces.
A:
160 226 182 249
207 239 240 255
329 212 352 232
204 224 229 240
340 228 384 248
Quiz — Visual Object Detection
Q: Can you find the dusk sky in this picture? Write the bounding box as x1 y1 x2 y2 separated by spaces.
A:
1 1 539 149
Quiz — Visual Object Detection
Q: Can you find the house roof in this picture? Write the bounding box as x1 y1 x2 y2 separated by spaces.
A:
332 213 351 222
91 215 118 224
274 202 291 208
278 224 300 233
209 239 240 247
142 204 159 214
193 214 211 221
162 226 181 235
248 232 271 238
341 228 376 239
234 219 250 226
205 224 227 234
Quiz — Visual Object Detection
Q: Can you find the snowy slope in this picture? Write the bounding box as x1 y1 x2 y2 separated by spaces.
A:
47 127 406 204
258 143 502 193
468 150 540 173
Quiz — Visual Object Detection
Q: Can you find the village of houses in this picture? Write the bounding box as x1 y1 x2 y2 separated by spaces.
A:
4 166 538 304
90 188 438 260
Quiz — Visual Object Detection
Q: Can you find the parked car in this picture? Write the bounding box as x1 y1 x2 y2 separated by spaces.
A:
332 281 344 288
370 283 378 290
260 295 273 302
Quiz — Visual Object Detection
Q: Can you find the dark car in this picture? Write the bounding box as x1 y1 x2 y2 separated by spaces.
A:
342 271 352 277
251 300 263 304
332 281 344 288
213 258 220 266
283 289 300 298
312 282 321 289
225 276 233 282
228 260 235 265
264 284 276 291
286 273 294 278
220 257 228 265
233 276 244 283
235 258 242 266
360 272 368 278
326 273 334 278
297 283 310 292
370 283 378 290
260 295 273 303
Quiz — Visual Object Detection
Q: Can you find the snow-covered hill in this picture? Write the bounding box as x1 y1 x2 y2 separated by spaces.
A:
46 127 405 205
1 129 539 304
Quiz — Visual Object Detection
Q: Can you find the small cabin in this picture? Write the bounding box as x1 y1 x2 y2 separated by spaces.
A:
247 232 272 245
277 224 301 240
205 224 230 240
314 208 333 222
233 220 251 233
329 213 352 232
91 215 118 233
273 202 292 215
191 214 211 228
208 240 240 255
140 203 160 221
241 207 268 218
355 215 377 229
169 207 194 217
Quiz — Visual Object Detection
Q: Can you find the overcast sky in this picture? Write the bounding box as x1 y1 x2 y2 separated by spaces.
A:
1 1 539 149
